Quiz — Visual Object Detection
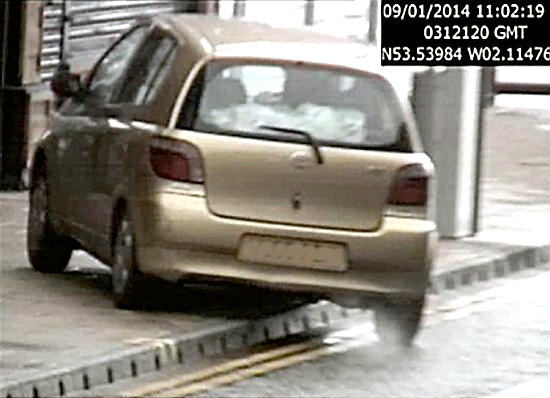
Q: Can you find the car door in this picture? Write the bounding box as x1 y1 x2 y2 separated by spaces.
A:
90 30 178 253
53 25 148 249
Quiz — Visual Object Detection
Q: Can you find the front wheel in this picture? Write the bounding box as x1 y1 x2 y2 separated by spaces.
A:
27 175 72 273
112 210 146 309
374 297 425 347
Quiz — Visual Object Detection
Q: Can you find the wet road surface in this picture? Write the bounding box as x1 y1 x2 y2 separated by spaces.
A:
108 267 550 398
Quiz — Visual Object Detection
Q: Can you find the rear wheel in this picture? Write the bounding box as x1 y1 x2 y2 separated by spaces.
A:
112 210 146 309
27 174 72 272
374 297 425 347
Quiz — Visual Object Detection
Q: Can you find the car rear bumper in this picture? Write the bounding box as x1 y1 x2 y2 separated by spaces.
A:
132 191 437 298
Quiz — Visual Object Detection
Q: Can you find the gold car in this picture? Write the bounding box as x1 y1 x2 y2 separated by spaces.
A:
28 15 436 345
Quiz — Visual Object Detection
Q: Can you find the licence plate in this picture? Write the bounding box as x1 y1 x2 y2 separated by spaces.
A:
237 235 347 272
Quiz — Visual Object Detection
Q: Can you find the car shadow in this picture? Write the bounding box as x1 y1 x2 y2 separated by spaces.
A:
11 263 318 320
140 279 318 318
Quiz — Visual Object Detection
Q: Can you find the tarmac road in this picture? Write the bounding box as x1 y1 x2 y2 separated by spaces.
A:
128 267 548 398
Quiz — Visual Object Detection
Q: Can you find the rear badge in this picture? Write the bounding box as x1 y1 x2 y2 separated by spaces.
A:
291 192 302 210
290 151 315 169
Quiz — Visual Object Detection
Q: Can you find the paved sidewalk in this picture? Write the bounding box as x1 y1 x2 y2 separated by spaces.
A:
1 106 549 397
433 107 550 288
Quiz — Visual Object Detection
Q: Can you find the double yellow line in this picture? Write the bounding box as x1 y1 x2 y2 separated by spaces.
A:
121 340 342 397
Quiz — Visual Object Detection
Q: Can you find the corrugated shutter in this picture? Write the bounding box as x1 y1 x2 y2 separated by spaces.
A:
41 0 64 81
40 0 196 81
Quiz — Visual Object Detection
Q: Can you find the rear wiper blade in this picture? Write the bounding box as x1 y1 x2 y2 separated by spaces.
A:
257 125 323 164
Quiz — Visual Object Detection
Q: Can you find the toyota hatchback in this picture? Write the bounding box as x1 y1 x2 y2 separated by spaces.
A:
28 14 436 346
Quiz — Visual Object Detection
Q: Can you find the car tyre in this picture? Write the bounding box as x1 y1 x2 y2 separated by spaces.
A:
27 175 72 273
112 210 146 309
374 296 425 347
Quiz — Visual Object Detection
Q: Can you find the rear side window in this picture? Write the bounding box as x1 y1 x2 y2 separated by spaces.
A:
178 61 410 152
116 33 177 105
87 26 148 103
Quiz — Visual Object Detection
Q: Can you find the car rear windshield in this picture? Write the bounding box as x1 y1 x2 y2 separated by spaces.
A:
179 61 412 152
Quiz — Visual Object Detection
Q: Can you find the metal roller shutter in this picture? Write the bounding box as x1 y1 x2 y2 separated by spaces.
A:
40 0 196 81
41 0 64 81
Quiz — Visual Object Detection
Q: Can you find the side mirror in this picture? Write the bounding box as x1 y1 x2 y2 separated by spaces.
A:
50 63 83 98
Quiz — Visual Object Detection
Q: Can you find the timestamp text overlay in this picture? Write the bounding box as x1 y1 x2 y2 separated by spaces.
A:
381 0 549 65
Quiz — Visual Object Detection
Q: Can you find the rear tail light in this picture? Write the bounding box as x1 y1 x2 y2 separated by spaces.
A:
387 164 429 206
386 163 433 219
150 137 204 183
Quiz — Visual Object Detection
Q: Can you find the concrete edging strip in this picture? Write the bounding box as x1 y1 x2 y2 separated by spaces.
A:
1 302 354 398
2 244 549 398
429 244 550 294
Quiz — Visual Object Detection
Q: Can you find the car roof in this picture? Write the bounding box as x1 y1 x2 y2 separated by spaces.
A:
154 14 380 72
